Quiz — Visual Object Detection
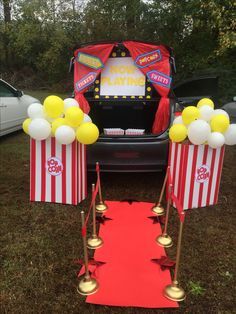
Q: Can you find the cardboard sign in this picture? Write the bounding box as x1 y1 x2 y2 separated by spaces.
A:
135 49 162 68
78 52 104 69
169 142 225 210
76 72 97 92
30 138 87 205
100 57 145 96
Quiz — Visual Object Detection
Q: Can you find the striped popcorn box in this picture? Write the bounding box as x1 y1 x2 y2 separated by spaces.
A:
168 142 225 210
30 138 87 205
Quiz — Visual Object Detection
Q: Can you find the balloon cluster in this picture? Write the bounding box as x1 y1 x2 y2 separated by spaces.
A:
169 98 236 148
22 96 99 145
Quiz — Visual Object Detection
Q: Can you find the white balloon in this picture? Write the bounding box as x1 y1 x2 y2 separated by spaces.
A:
55 125 75 145
173 116 183 125
207 132 225 148
187 119 211 145
211 109 229 120
81 113 92 124
199 105 214 121
28 118 51 140
224 124 236 145
44 115 54 123
64 98 80 111
27 103 44 119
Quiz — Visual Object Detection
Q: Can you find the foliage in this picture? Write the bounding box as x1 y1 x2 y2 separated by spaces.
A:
0 0 235 99
188 280 206 296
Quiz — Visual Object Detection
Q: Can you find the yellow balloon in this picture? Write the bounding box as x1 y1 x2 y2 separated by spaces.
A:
65 106 84 127
197 98 214 109
182 106 200 125
169 124 187 142
76 123 99 145
43 95 64 118
22 118 31 134
210 114 229 133
51 118 67 136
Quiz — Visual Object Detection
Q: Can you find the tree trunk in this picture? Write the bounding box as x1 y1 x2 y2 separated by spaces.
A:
3 0 11 68
125 0 140 39
3 0 11 24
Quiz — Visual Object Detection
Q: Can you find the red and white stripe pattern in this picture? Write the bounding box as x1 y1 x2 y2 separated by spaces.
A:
30 138 87 205
104 128 125 135
168 142 225 210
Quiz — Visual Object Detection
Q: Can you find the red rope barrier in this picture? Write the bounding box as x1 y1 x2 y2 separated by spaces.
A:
81 176 100 237
167 167 185 223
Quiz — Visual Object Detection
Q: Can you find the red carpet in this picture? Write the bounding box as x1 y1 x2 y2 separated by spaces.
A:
85 201 178 308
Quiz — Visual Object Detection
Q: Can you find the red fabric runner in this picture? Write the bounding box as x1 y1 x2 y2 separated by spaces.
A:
84 201 178 308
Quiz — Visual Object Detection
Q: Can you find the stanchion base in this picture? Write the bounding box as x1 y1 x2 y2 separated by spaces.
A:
164 282 186 302
152 204 165 216
87 236 104 249
96 202 108 213
77 275 99 296
156 234 173 248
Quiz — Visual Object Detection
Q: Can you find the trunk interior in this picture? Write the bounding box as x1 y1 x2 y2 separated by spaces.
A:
88 99 160 137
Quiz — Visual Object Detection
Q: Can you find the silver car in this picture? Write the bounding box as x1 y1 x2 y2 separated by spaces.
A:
0 79 40 136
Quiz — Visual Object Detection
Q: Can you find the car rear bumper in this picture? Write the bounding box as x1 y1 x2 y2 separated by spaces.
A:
86 137 169 172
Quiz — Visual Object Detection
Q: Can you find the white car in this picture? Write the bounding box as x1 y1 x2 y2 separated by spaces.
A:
0 79 40 136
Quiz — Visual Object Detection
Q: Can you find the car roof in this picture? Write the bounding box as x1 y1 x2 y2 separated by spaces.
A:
0 79 18 91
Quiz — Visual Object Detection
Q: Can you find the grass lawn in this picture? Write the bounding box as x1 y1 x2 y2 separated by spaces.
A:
1 132 235 313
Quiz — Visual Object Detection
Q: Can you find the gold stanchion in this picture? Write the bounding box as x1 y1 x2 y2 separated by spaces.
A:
152 168 168 216
164 220 186 301
87 184 104 249
156 183 173 248
95 162 108 213
77 211 99 295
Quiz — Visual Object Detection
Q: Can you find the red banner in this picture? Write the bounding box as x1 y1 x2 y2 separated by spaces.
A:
123 41 171 134
74 43 116 113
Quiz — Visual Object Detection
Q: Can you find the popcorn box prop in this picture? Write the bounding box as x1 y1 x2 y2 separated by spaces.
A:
169 142 225 210
30 138 87 205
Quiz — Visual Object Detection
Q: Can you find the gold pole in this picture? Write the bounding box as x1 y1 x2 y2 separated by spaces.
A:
95 162 108 213
152 167 169 216
87 184 104 249
156 183 173 248
164 220 186 302
77 211 99 295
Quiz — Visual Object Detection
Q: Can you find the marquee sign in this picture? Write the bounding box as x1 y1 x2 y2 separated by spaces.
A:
135 49 162 68
78 52 104 70
100 57 146 96
147 70 172 88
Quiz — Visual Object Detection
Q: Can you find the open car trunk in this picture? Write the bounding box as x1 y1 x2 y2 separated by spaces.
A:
87 98 162 138
74 41 175 138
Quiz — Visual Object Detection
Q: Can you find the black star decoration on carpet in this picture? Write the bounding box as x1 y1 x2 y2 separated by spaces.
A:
76 258 106 277
120 199 140 204
96 215 113 224
147 215 166 225
151 256 176 271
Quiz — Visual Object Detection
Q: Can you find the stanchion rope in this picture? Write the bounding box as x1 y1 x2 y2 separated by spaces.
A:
81 176 100 237
167 167 185 222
